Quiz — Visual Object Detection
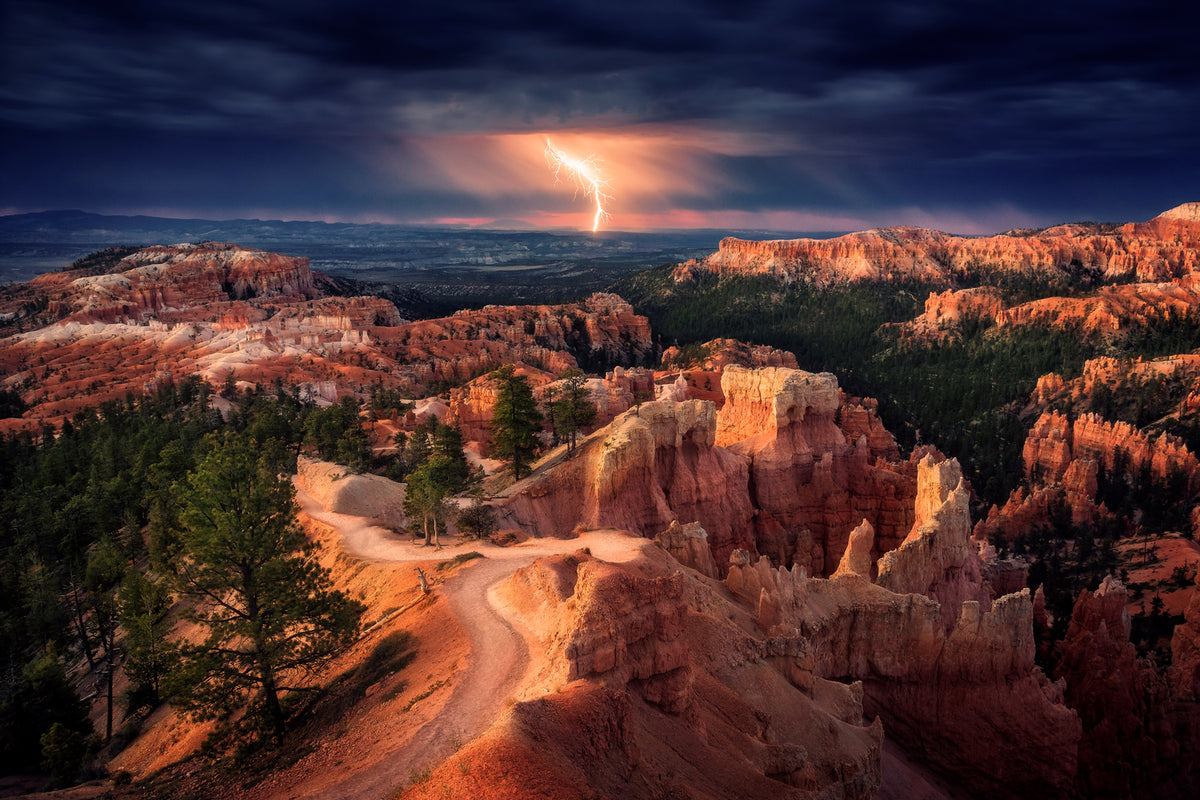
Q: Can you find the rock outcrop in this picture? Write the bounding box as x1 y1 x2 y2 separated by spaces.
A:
0 248 655 431
1053 576 1200 799
876 456 991 627
717 366 919 575
900 276 1200 340
654 520 720 579
296 458 408 529
496 544 884 799
979 407 1200 544
498 367 920 576
497 400 757 566
681 206 1200 287
725 458 1083 798
34 242 318 324
661 337 799 371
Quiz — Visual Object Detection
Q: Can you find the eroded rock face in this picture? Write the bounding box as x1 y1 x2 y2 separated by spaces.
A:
681 207 1200 287
498 366 921 578
498 545 884 799
1054 577 1190 799
0 260 654 432
38 242 318 324
901 277 1200 340
661 337 799 371
654 520 720 579
831 520 874 580
448 365 655 448
498 400 757 565
979 408 1200 542
1173 590 1200 702
876 456 990 628
295 458 408 529
726 492 1083 799
717 365 919 575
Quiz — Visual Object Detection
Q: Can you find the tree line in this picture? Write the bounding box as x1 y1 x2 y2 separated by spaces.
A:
0 378 378 784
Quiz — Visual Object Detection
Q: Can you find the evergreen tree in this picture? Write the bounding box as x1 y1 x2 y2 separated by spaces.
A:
489 365 542 480
402 423 475 547
552 370 598 454
83 537 125 740
168 431 363 742
118 571 175 718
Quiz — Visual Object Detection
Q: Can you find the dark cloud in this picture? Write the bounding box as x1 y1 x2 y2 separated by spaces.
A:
2 0 1198 230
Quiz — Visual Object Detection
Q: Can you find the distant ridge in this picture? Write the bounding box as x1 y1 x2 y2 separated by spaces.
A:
1157 202 1200 222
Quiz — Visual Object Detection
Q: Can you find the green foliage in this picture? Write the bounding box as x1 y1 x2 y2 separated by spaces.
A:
662 341 714 369
0 388 26 419
550 370 597 454
489 365 542 479
40 722 90 787
84 536 127 740
400 422 476 546
303 395 369 471
168 430 364 742
0 652 93 777
456 496 497 540
866 325 1095 501
369 384 412 415
64 245 141 275
118 571 176 718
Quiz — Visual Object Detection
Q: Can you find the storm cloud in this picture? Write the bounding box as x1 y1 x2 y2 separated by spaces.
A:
2 0 1198 232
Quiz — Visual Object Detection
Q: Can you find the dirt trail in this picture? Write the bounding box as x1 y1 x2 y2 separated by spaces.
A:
290 481 646 800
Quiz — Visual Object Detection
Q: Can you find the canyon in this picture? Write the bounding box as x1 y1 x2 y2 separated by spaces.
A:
4 206 1200 799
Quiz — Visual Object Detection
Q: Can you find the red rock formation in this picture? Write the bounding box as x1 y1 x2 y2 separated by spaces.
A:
1174 589 1200 702
899 286 1005 341
496 400 757 566
876 456 991 627
1054 577 1192 799
31 242 318 324
984 409 1200 541
682 205 1200 287
716 366 919 574
654 520 720 579
723 457 1083 798
497 367 921 576
495 545 884 798
0 256 655 432
661 337 799 371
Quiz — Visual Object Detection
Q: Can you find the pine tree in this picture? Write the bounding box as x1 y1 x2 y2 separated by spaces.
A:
168 431 363 742
489 365 542 480
118 570 175 717
402 423 474 547
553 370 597 454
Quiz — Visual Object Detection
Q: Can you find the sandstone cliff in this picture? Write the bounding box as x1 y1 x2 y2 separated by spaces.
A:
492 544 884 799
34 242 318 324
496 366 920 576
716 366 919 574
1053 576 1200 799
0 244 655 431
682 205 1200 287
725 456 1082 798
900 276 1200 340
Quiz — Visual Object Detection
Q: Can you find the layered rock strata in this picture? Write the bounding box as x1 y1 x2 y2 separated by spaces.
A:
725 456 1082 798
497 366 919 576
683 205 1200 287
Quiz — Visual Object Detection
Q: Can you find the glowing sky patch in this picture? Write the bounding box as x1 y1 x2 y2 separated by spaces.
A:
543 137 611 232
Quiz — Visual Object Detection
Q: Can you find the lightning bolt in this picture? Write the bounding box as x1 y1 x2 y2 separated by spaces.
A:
544 137 612 232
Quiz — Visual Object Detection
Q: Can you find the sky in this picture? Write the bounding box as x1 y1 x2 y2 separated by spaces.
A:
1 0 1198 235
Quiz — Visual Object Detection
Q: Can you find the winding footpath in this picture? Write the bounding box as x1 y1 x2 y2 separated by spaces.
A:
288 483 646 800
